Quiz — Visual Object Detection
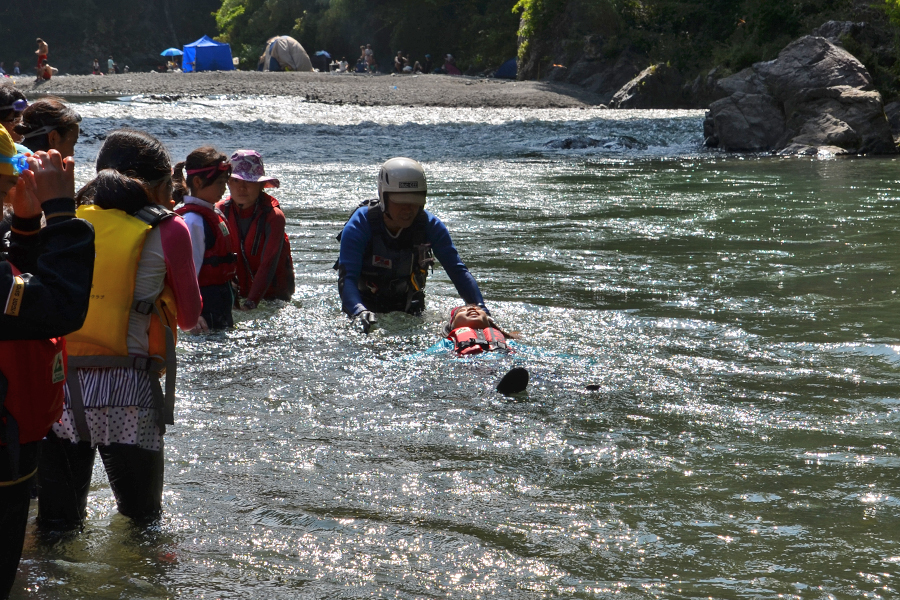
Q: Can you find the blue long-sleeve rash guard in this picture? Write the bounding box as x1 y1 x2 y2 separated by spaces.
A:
338 207 486 317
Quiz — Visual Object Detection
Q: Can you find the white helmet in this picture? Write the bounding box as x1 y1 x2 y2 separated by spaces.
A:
377 157 427 209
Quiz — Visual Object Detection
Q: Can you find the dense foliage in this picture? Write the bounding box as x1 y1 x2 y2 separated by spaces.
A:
0 0 220 74
521 0 889 69
215 0 520 73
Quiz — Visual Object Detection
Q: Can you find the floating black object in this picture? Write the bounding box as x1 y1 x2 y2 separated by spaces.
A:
496 367 529 395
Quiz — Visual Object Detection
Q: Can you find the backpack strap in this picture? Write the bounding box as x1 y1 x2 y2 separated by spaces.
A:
133 204 175 227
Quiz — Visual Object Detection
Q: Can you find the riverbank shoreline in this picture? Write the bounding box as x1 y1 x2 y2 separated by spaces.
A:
12 71 605 108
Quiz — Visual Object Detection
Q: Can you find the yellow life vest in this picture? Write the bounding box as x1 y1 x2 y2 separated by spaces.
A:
65 204 180 440
67 204 178 358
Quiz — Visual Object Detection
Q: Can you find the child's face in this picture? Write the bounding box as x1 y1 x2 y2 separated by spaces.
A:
451 305 490 329
192 172 228 204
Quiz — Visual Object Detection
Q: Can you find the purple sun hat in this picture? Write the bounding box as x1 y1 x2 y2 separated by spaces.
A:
229 150 280 188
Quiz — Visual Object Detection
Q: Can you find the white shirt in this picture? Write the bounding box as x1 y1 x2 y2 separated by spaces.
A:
181 196 217 278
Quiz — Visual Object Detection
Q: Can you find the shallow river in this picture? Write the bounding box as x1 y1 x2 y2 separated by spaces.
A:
12 97 900 599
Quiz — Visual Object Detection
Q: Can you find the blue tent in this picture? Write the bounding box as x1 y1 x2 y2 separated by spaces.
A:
182 36 235 73
494 58 517 79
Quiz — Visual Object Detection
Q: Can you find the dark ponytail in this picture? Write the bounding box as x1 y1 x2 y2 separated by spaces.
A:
75 169 150 214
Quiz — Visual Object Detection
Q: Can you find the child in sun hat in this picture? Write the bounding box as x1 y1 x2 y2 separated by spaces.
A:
216 150 294 310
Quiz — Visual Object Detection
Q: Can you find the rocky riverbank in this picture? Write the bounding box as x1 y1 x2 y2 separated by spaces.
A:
13 71 605 108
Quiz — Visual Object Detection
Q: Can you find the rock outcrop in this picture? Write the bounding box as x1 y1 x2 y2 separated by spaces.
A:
704 35 896 155
542 36 644 105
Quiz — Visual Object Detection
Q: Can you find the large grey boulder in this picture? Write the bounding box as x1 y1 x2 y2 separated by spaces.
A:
704 35 896 155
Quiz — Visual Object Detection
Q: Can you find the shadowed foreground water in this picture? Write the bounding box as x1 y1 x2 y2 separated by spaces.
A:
12 98 900 599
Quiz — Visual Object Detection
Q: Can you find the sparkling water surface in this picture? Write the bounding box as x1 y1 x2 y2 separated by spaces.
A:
12 97 900 599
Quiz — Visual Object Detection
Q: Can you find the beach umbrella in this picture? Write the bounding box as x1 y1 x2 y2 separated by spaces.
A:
160 48 183 57
315 50 331 58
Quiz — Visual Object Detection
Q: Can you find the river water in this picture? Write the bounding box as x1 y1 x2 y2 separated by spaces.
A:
12 97 900 599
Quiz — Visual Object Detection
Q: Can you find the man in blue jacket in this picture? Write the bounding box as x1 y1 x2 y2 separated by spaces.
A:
336 157 486 332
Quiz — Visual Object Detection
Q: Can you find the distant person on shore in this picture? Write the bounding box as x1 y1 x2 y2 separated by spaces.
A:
413 60 424 74
12 62 20 76
394 52 405 73
0 63 6 76
441 54 461 76
365 44 376 73
38 60 53 81
336 157 488 332
0 84 29 153
107 56 115 75
339 57 348 72
17 97 82 158
173 147 237 330
423 54 433 73
217 150 294 310
35 38 48 77
92 58 100 75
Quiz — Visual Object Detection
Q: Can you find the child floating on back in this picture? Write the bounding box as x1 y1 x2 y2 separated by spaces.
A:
430 304 528 394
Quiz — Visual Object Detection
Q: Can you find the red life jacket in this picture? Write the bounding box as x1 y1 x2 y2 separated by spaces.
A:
175 202 237 287
0 264 67 449
218 193 295 301
447 326 509 356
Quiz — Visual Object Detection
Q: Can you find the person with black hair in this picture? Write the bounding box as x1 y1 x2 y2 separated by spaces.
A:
16 97 81 157
0 84 29 154
0 126 95 598
37 129 202 532
173 146 238 330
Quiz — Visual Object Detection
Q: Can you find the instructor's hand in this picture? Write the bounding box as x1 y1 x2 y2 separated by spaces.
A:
355 310 377 334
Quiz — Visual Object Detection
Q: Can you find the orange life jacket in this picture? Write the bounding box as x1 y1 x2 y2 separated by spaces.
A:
446 326 508 356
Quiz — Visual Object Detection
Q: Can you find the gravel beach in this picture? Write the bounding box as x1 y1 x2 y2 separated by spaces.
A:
13 71 604 108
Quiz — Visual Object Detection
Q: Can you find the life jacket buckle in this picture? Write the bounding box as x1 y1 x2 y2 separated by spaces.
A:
132 356 152 371
134 300 154 315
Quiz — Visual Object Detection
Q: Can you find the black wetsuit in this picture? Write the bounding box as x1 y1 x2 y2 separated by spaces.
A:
0 198 94 599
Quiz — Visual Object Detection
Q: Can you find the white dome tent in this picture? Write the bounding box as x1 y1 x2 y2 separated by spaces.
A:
261 36 313 72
